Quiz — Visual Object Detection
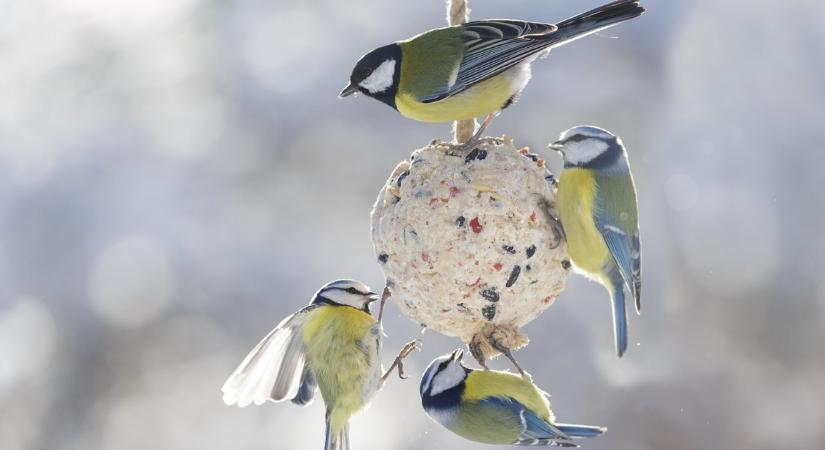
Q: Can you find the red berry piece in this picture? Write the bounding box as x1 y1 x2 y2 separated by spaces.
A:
469 217 482 234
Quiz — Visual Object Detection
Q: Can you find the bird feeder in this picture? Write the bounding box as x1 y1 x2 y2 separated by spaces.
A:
371 136 571 365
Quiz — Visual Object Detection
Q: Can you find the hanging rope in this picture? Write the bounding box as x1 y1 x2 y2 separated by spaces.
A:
447 0 477 144
447 0 469 24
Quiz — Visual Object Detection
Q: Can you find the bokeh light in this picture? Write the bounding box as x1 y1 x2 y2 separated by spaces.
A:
88 236 175 328
1 1 823 449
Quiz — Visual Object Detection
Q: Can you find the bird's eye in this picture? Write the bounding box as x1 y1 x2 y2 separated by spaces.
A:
354 68 369 80
566 134 588 143
346 287 362 294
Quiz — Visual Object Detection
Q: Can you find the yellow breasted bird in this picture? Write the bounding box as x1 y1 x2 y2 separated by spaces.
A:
551 126 641 357
222 279 419 450
420 349 606 446
340 0 644 142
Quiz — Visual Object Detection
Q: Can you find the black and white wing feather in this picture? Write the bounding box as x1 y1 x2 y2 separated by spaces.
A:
291 366 317 406
420 0 644 103
221 305 318 407
419 20 555 103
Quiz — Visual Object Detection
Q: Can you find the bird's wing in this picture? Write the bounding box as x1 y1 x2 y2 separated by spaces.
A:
221 304 319 407
594 171 641 311
418 20 556 103
290 365 317 406
419 0 645 104
479 397 575 446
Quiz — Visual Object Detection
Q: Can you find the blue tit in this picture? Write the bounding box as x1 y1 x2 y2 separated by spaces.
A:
551 126 641 358
222 279 419 450
420 349 606 447
340 1 644 142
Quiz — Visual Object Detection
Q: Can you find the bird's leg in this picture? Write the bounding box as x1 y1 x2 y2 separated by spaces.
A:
377 286 391 324
501 348 526 376
381 339 421 382
491 338 525 376
468 340 490 371
343 424 351 449
468 113 495 145
445 113 497 156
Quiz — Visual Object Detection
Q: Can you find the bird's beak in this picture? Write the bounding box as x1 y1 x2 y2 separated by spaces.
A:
338 82 358 98
548 140 564 152
366 292 381 303
450 348 464 362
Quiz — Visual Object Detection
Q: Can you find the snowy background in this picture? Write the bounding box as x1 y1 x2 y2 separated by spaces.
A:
2 0 824 449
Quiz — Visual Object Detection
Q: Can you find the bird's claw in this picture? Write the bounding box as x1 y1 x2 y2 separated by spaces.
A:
481 136 503 145
445 142 478 157
549 215 565 249
444 136 502 156
535 196 565 249
384 339 422 381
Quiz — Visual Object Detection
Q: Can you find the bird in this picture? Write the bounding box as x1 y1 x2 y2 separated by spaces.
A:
550 126 641 358
339 0 645 146
221 279 420 450
420 349 606 447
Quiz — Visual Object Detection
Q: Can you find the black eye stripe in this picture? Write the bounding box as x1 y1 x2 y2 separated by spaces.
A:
565 134 588 143
324 286 365 296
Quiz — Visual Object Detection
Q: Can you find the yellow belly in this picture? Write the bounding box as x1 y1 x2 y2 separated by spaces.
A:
396 74 516 122
302 306 379 432
558 168 610 279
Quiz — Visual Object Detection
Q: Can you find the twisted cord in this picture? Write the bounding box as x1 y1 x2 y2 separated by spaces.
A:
447 0 477 144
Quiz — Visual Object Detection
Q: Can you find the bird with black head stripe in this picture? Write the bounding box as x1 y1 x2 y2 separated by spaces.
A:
340 1 645 148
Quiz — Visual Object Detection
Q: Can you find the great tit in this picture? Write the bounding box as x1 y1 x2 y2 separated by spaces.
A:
340 0 644 141
420 349 606 447
551 126 641 358
222 279 419 450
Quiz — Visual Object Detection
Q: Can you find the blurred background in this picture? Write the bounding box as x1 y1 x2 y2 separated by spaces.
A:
2 0 824 449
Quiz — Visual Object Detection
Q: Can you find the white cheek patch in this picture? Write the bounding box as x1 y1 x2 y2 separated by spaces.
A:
564 139 609 165
359 59 396 94
429 363 465 396
421 365 438 394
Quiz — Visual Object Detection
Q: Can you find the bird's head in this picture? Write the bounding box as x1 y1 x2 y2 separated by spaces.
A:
549 125 621 167
339 44 402 109
312 279 380 313
420 349 469 399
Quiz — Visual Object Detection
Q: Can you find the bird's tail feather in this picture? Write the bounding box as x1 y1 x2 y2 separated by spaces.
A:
547 0 645 47
323 415 350 450
324 415 333 450
555 423 607 439
610 277 629 358
340 424 350 450
516 439 579 447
